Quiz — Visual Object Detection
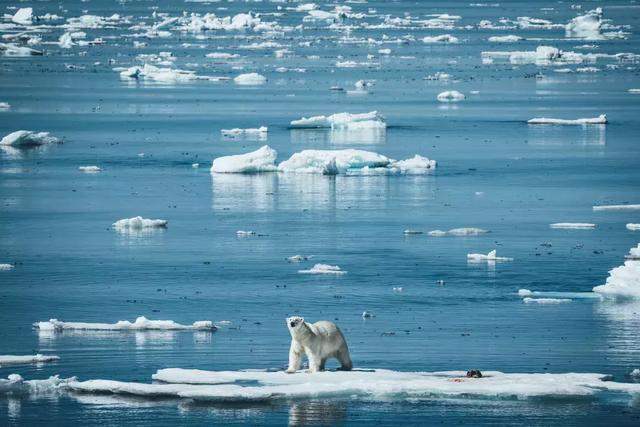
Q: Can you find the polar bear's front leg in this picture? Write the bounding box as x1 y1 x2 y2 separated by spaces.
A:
306 352 322 373
287 340 303 373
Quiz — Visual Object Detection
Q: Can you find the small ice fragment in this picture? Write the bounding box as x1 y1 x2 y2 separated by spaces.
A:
113 217 168 230
422 34 459 43
298 264 346 275
528 114 607 125
437 91 465 102
287 255 309 262
593 204 640 211
488 35 522 43
236 230 256 237
404 229 423 235
120 66 141 79
79 166 101 173
392 287 403 293
467 250 513 262
0 264 14 271
627 224 640 231
0 102 10 110
0 354 59 366
234 73 267 85
192 163 200 168
630 369 640 378
59 33 74 49
362 311 374 319
550 223 596 229
221 126 268 137
428 230 448 237
1 130 60 147
523 298 572 304
290 111 385 130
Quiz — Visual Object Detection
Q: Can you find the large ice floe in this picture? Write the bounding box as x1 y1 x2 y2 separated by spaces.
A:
0 354 59 367
592 244 640 299
290 111 386 130
528 115 607 125
58 369 640 403
113 216 167 230
11 8 33 25
210 146 435 176
1 131 60 147
35 316 216 332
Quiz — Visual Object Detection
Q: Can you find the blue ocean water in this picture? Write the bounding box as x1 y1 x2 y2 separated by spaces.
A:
1 0 640 424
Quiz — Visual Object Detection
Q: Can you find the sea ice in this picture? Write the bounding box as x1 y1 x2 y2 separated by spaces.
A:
1 131 60 147
429 228 489 237
422 35 459 43
0 102 10 110
0 264 14 271
0 374 73 395
78 166 101 173
403 230 423 235
467 250 513 262
437 91 465 102
221 127 268 137
523 298 572 304
234 73 267 85
35 316 216 332
236 230 256 237
593 204 640 211
11 8 32 25
627 224 640 231
528 114 607 125
290 111 386 130
287 255 310 262
210 145 278 173
592 244 640 298
0 43 42 56
298 264 346 275
113 217 167 230
488 35 522 43
550 223 596 229
0 355 59 367
566 8 603 40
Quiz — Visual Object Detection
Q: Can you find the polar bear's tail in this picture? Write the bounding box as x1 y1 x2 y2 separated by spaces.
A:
337 347 353 371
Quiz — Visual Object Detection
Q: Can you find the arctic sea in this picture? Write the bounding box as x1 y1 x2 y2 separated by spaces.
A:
1 0 640 425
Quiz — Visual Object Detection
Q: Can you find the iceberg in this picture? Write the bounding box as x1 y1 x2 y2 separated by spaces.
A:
1 130 60 147
290 111 386 130
0 43 42 57
234 73 267 85
113 217 167 230
528 114 607 125
550 223 596 229
467 250 513 262
210 145 278 173
593 244 640 298
0 354 59 366
35 316 216 332
437 91 465 102
566 8 603 40
11 8 33 25
298 264 346 275
593 204 640 211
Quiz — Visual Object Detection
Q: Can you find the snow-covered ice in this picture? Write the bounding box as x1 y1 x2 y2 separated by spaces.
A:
35 316 216 332
0 374 73 396
593 204 640 211
221 127 268 137
422 35 459 43
234 73 267 85
298 264 346 275
290 111 386 130
467 250 513 262
1 131 60 147
523 298 572 304
627 224 640 231
210 145 278 173
429 228 489 237
11 8 33 26
528 115 607 125
287 255 310 263
566 8 603 40
593 244 640 299
437 91 465 102
0 263 14 271
79 166 101 173
550 223 596 229
488 35 522 43
0 354 59 367
113 217 167 230
236 230 256 237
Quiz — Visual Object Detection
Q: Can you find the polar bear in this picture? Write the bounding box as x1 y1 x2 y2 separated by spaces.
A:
286 316 353 373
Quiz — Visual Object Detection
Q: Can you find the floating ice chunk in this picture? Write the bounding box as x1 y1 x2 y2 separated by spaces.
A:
437 91 465 102
428 230 448 237
290 111 385 130
362 311 374 319
298 264 346 275
287 255 310 262
467 250 513 262
221 127 268 137
631 369 640 378
0 263 14 271
528 114 607 125
518 289 533 297
424 72 451 81
393 155 437 174
393 287 404 293
0 43 42 56
234 73 266 85
59 33 74 49
593 245 640 298
523 298 572 304
354 80 374 90
430 228 488 237
35 316 216 332
0 354 59 367
206 52 240 59
113 217 167 230
119 66 141 79
192 163 199 168
422 34 459 43
518 289 601 300
627 224 640 231
236 230 256 237
593 204 640 211
404 229 423 235
78 166 101 173
0 130 60 147
628 89 640 94
566 8 603 40
550 223 596 229
0 374 73 395
488 35 522 43
11 8 33 25
0 102 10 110
294 3 318 12
210 145 278 173
482 45 590 66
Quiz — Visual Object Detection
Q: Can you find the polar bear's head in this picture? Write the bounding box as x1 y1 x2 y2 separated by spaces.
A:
286 316 306 336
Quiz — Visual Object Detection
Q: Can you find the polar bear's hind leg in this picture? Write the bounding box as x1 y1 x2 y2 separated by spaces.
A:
337 347 353 371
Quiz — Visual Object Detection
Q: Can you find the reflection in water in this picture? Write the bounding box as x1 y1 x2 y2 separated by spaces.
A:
7 398 20 420
134 330 178 348
290 128 386 146
211 173 278 212
288 400 347 426
527 124 606 146
37 328 208 350
595 299 640 363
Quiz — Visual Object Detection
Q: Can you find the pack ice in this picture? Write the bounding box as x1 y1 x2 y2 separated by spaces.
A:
592 244 640 299
1 131 60 147
35 316 216 332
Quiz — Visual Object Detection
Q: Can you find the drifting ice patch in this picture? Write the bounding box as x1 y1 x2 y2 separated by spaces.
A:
593 204 640 211
62 368 640 403
298 264 346 275
422 34 459 43
1 131 60 147
592 244 640 299
518 289 601 300
404 230 423 235
0 43 42 56
566 8 603 40
221 127 268 138
113 217 167 230
290 111 386 130
287 255 310 262
467 250 513 262
437 91 465 102
550 223 596 229
236 230 256 237
11 8 33 25
79 166 101 173
234 73 267 85
0 354 59 367
0 374 72 395
523 298 572 304
429 228 489 237
210 145 278 173
627 224 640 231
35 316 216 332
0 263 14 271
528 114 607 125
488 35 522 43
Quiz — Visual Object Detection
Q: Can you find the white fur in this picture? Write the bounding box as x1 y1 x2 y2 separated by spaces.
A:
286 316 352 373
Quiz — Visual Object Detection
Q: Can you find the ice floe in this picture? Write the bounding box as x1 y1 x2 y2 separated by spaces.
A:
11 8 32 26
210 145 278 173
467 250 513 262
0 354 59 367
287 255 310 263
35 316 216 332
517 289 601 300
221 127 268 138
488 35 522 43
592 244 640 299
0 102 10 110
298 264 346 275
1 131 60 147
593 204 640 211
437 90 465 102
0 43 42 57
523 298 572 304
236 230 256 237
550 223 596 229
627 224 640 231
403 229 423 235
482 45 593 66
113 217 167 230
422 34 459 44
528 114 607 125
429 228 489 237
78 166 101 173
290 111 385 130
234 73 267 85
0 263 14 271
0 374 72 396
566 8 603 40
